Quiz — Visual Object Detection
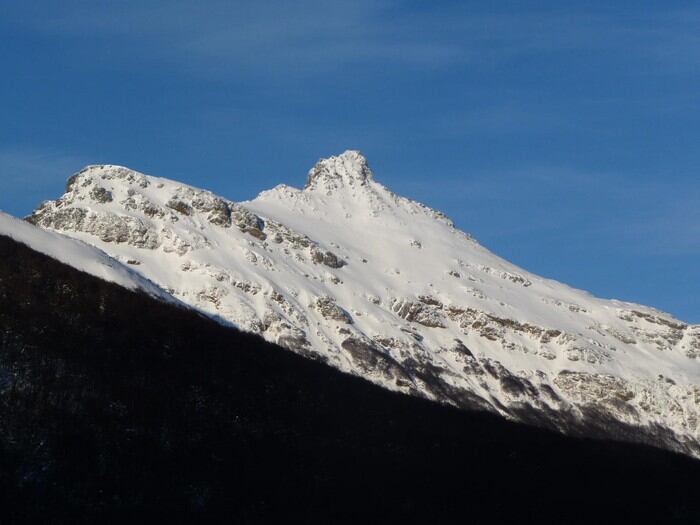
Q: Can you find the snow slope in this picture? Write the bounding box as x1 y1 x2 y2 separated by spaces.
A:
26 152 700 455
0 211 172 302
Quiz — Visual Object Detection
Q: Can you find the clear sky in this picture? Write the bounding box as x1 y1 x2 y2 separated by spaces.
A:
1 1 698 322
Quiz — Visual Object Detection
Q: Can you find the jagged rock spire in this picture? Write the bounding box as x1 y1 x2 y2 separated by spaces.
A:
304 150 374 191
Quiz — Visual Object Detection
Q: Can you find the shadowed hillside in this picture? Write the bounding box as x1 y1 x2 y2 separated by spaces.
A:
1 234 699 524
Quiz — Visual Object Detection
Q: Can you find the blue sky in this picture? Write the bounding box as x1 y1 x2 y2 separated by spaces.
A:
1 1 698 321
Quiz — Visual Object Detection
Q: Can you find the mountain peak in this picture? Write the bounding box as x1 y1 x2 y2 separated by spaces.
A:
64 164 153 195
304 150 373 192
24 153 700 459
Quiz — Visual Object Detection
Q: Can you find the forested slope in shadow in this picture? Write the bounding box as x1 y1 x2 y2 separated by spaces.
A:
0 234 699 524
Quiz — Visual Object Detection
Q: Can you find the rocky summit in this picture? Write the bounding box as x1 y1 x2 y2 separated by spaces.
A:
26 150 700 456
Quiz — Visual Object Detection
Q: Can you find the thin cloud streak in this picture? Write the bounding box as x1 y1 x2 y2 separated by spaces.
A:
8 2 700 79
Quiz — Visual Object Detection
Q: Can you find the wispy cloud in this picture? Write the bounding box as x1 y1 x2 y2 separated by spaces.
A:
10 1 461 77
8 2 700 79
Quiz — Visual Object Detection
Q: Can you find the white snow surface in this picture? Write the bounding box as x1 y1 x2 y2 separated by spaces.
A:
26 151 700 455
0 211 172 302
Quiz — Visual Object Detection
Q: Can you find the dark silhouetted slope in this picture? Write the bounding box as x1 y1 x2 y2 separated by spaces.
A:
1 234 699 524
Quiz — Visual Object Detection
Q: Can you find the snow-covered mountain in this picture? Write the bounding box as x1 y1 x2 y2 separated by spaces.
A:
27 151 700 455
